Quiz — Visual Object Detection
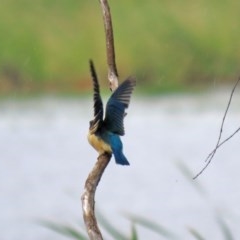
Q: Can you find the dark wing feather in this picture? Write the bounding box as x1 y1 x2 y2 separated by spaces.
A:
89 60 103 131
104 77 136 135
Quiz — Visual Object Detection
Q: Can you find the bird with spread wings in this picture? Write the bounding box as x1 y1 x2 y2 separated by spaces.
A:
88 60 136 165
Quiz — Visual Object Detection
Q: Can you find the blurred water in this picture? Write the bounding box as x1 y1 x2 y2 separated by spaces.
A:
0 92 240 240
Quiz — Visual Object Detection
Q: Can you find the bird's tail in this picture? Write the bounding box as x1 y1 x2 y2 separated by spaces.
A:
109 134 130 165
112 148 130 165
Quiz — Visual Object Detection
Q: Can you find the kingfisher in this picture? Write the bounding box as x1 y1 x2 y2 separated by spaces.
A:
87 60 136 165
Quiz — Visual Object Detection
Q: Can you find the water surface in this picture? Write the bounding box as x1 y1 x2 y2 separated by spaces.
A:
1 92 240 239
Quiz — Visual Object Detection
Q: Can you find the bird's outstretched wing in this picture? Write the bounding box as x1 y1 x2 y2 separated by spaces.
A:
89 60 104 132
104 77 136 135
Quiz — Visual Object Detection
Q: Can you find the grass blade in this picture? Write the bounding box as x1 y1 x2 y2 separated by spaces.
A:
176 161 207 196
216 216 234 240
97 213 129 240
39 221 87 240
188 227 205 240
130 224 138 240
127 214 179 239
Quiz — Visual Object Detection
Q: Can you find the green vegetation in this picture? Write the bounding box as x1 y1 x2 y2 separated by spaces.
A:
41 205 235 240
1 0 240 93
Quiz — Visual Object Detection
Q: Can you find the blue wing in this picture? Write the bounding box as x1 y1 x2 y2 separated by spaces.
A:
89 60 104 132
104 77 136 135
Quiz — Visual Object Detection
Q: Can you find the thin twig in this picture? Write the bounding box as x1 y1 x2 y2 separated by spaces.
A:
212 127 240 151
99 0 119 91
205 77 240 162
193 126 240 179
193 78 240 179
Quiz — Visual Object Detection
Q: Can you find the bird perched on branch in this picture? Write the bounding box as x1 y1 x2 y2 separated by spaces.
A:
88 60 136 165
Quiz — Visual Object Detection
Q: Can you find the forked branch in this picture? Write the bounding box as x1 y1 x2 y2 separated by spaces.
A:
193 78 240 179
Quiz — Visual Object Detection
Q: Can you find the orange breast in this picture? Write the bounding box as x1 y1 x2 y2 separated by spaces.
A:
87 132 112 154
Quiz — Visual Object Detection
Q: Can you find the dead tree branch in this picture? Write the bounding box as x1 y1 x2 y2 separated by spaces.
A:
193 78 240 179
81 0 119 239
81 153 111 240
99 0 119 91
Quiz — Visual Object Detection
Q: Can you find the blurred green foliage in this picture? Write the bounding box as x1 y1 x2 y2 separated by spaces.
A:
42 212 234 240
1 0 240 93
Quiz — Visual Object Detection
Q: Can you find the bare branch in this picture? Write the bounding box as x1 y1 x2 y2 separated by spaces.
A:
193 126 240 179
81 153 111 240
205 77 240 162
193 78 240 179
82 0 119 239
99 0 119 91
